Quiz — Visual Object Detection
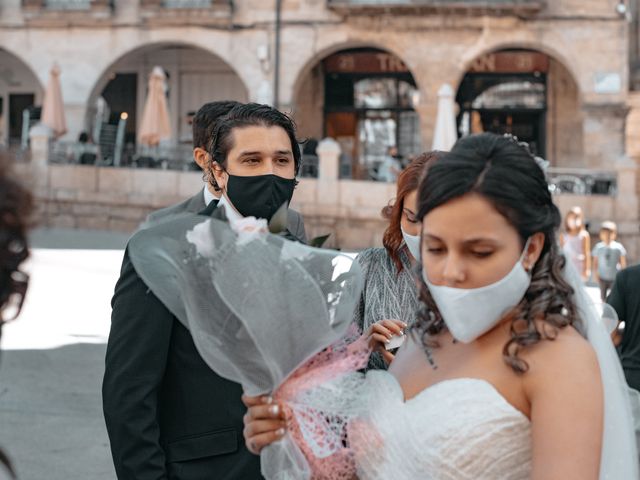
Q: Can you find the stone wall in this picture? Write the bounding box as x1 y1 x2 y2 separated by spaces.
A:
0 0 628 172
17 134 639 259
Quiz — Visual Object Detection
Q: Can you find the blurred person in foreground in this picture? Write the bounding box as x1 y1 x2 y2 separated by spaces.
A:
145 100 307 243
0 156 33 479
355 152 441 370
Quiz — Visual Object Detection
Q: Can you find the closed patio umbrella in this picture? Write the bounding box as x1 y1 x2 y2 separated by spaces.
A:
138 66 171 147
41 64 67 138
431 83 457 151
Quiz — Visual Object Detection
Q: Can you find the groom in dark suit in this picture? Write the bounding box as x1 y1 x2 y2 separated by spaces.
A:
145 101 307 243
103 103 304 479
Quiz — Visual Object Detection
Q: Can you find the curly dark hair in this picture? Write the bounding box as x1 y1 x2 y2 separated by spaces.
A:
206 103 302 191
0 155 32 478
412 133 577 374
381 151 441 274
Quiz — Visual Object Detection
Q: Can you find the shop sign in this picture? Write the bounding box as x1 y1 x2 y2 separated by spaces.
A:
324 52 410 74
469 51 549 73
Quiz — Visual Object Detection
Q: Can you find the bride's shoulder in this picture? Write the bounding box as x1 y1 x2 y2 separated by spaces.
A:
520 323 600 388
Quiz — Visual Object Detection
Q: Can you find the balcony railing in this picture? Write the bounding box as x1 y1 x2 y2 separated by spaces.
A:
327 0 545 14
547 168 617 197
45 0 92 9
22 0 113 23
139 0 233 25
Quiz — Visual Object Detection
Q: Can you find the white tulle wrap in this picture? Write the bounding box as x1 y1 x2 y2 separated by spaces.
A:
129 213 639 479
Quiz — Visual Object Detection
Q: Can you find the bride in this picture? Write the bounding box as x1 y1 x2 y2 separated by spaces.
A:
241 133 638 479
128 132 637 479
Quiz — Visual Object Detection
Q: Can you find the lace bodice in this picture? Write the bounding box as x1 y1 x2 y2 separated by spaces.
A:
354 373 532 480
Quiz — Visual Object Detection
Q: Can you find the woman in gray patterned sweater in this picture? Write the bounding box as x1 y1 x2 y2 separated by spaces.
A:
354 152 441 370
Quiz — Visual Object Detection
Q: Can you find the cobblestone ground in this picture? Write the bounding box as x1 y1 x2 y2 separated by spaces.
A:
0 229 127 480
0 228 604 479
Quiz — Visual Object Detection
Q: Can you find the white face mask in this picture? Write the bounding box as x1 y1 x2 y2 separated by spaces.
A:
401 228 421 260
422 240 532 343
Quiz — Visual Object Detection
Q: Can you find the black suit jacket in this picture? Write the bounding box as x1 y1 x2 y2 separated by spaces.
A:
608 264 640 391
102 204 263 480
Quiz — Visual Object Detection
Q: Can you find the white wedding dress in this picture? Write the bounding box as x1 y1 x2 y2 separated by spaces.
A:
354 373 531 480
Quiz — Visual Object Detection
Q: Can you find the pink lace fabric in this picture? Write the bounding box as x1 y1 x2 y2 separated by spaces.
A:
273 328 372 480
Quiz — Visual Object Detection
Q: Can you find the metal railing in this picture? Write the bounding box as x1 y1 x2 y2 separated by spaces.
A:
48 141 199 171
163 0 212 7
327 0 544 7
547 168 617 196
45 0 93 9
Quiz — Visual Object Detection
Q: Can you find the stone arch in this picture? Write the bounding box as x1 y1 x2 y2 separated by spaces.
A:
453 43 583 167
289 40 424 107
0 47 45 146
86 41 249 146
453 39 582 101
290 42 422 180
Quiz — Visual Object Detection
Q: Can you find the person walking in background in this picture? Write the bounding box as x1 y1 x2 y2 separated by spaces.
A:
355 152 441 370
0 155 33 479
376 145 402 183
560 206 591 281
592 221 627 301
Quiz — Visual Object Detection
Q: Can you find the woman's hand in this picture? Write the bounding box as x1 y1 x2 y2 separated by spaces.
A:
366 319 407 365
242 394 288 455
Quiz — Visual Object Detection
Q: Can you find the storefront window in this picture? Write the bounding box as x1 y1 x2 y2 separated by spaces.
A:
457 49 549 158
323 48 421 181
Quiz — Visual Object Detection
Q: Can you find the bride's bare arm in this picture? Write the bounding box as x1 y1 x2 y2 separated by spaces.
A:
524 327 603 480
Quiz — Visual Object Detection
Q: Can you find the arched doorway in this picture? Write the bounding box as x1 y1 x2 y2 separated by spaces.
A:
0 49 43 148
294 47 421 180
456 48 581 166
87 43 249 150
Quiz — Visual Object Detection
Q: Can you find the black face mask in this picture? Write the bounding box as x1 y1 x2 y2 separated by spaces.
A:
225 173 296 221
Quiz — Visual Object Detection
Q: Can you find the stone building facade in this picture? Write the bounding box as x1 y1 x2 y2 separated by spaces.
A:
2 0 638 255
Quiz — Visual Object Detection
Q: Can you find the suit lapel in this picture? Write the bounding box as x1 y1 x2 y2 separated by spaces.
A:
186 190 207 214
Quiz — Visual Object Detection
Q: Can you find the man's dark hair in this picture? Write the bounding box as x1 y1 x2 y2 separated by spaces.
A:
192 101 241 150
208 103 301 176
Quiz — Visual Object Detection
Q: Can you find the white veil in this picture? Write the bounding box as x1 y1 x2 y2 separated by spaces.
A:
562 262 639 479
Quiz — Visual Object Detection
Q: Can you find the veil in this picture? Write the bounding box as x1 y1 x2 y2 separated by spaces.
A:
562 261 639 479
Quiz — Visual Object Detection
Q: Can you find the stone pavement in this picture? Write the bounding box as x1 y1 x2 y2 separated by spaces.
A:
0 229 126 480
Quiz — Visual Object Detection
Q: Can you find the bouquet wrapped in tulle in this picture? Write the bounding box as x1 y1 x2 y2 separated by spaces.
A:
129 213 372 479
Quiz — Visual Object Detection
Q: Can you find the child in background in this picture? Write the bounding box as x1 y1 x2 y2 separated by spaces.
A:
593 221 627 301
560 206 591 281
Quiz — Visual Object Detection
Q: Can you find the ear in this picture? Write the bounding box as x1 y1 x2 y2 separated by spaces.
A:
211 161 228 192
524 232 546 270
193 148 209 170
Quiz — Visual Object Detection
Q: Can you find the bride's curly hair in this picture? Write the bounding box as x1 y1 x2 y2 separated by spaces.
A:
412 133 577 373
